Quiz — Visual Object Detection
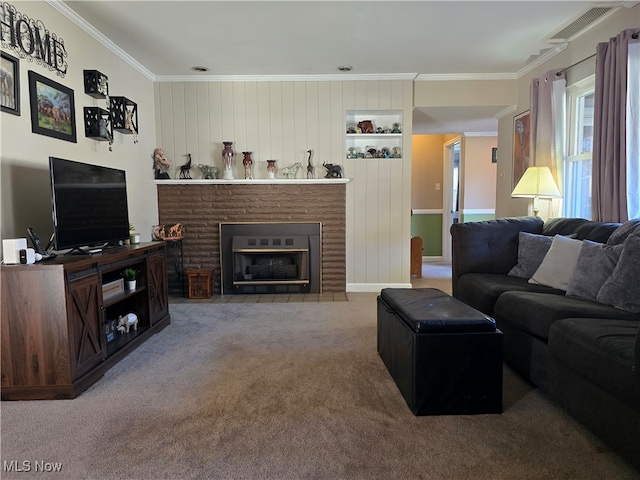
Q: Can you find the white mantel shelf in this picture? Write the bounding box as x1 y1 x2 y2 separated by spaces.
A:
155 178 351 185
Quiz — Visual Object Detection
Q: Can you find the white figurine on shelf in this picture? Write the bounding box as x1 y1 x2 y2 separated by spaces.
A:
117 313 138 334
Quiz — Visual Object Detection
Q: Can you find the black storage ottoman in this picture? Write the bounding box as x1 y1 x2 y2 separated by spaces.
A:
377 288 503 416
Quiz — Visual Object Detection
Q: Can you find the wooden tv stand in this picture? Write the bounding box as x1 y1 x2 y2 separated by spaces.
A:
1 243 170 400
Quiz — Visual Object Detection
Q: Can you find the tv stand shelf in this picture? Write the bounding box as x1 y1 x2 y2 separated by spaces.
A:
1 243 170 400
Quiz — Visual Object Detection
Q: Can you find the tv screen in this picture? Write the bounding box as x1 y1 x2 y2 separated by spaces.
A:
49 157 130 252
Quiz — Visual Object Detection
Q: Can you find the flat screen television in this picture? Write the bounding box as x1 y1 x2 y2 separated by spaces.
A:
49 157 130 252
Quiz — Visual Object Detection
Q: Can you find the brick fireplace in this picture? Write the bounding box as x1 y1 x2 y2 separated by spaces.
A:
156 181 347 294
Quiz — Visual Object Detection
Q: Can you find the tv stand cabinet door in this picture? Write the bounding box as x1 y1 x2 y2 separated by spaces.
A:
66 273 106 380
148 250 169 324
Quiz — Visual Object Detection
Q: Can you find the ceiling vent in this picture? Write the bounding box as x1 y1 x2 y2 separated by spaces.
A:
544 6 618 43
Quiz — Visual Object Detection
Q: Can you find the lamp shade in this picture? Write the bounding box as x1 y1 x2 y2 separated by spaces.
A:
511 166 562 198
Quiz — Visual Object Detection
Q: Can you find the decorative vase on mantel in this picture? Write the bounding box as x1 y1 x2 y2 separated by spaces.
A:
242 151 253 179
222 141 235 180
266 160 277 179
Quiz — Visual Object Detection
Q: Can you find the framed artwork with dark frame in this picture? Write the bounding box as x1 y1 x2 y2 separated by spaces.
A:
1 52 20 116
28 70 77 143
512 110 530 188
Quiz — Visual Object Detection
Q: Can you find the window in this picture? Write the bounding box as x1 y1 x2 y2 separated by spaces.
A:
563 76 595 219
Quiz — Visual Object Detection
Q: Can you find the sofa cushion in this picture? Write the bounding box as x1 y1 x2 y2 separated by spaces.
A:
597 234 640 314
544 217 620 243
529 235 583 290
566 240 623 301
508 232 553 279
493 291 640 341
456 273 563 315
606 218 640 245
549 318 640 405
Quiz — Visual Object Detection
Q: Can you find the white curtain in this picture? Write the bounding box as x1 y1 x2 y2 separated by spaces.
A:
627 39 640 219
530 69 566 216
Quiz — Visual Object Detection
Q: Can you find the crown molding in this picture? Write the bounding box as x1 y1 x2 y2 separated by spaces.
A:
494 105 518 119
153 73 418 83
516 43 568 79
415 73 516 81
463 132 498 137
46 0 156 81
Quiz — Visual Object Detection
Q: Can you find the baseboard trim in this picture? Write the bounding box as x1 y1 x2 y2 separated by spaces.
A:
423 256 444 261
347 283 413 292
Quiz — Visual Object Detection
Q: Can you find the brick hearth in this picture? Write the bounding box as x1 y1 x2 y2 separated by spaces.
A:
156 181 347 293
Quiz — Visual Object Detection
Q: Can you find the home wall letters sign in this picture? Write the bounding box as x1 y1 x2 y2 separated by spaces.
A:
0 2 68 77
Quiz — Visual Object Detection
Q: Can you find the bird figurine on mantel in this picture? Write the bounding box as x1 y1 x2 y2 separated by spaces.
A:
179 154 193 179
307 149 314 179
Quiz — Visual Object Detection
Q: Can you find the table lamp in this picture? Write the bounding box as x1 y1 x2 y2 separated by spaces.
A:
511 166 562 217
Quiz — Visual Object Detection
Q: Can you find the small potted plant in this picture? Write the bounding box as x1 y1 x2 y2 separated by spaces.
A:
123 267 139 290
129 223 140 245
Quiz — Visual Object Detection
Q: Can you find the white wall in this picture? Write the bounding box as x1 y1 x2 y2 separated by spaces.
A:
154 80 413 290
1 2 158 256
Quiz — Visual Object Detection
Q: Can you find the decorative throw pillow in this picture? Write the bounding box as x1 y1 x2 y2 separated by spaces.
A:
529 235 583 291
508 232 553 279
597 234 640 313
606 219 640 245
565 240 623 301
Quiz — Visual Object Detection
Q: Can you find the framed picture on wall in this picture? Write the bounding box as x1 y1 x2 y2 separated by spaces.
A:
512 110 530 188
28 70 77 143
1 52 20 116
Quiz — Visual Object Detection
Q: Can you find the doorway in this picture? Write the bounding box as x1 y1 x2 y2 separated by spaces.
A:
442 137 462 262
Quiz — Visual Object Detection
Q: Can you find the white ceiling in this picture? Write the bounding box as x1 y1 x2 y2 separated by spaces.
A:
57 0 626 133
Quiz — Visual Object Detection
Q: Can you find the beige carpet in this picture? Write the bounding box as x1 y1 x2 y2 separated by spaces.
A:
1 274 639 479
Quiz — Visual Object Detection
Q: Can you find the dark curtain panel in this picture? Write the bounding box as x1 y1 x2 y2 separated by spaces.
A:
592 29 636 222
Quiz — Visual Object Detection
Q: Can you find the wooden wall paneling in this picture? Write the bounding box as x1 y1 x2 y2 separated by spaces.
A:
209 82 223 165
232 83 248 157
281 82 295 167
256 82 272 172
157 83 175 175
365 159 380 283
294 82 307 172
269 82 284 165
219 82 235 151
184 82 199 169
317 82 332 169
305 82 319 177
379 80 392 110
340 81 355 284
171 83 187 178
195 83 211 168
245 82 259 175
377 158 392 282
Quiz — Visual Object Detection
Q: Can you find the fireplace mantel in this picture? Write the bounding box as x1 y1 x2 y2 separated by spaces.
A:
155 178 350 185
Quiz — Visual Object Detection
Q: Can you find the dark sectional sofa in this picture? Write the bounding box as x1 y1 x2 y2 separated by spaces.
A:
450 216 640 470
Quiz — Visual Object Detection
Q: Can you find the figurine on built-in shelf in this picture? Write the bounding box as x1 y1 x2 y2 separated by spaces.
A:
222 141 235 179
281 162 302 179
117 313 138 334
198 164 219 179
153 148 171 179
179 154 193 179
306 150 314 179
242 152 253 179
323 161 343 178
124 107 138 143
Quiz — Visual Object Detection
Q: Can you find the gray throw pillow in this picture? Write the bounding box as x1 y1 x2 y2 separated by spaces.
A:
566 240 623 301
597 234 640 313
508 232 553 279
606 219 640 245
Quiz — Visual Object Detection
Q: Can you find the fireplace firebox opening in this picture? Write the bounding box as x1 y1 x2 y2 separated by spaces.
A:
220 223 321 295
